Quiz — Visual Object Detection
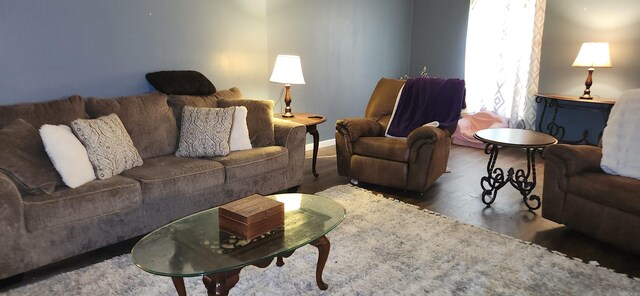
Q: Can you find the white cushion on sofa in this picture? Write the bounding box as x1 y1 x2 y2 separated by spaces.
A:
230 106 252 151
601 89 640 180
39 124 96 188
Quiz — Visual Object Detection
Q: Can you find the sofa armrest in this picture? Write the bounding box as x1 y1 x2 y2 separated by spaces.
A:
406 126 450 192
272 118 306 188
543 144 603 176
0 171 27 279
335 118 384 143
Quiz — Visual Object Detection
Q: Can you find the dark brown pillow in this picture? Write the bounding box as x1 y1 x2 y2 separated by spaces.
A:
0 119 61 195
85 93 178 159
213 87 244 100
145 70 216 96
217 98 275 147
0 95 87 128
168 95 217 128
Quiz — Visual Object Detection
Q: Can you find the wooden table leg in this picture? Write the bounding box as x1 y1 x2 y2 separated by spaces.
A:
310 235 330 290
202 269 241 296
171 277 187 296
307 125 320 177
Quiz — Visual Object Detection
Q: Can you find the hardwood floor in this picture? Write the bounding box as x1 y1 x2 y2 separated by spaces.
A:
2 143 638 291
300 144 640 278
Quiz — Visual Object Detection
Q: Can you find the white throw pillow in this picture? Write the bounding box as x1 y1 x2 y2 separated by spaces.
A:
230 106 252 151
39 124 96 188
601 89 640 180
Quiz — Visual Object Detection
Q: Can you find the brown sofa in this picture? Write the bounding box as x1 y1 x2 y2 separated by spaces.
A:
542 144 640 253
335 78 459 192
0 89 306 280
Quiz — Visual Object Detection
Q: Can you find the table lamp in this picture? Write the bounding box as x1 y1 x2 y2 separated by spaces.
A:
572 42 612 100
269 54 305 118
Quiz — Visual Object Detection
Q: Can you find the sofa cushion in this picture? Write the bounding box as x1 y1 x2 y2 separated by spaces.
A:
167 94 217 128
85 92 178 159
210 146 288 182
0 95 87 128
175 106 235 157
22 175 142 232
353 137 409 162
568 172 640 216
121 155 225 204
213 87 243 99
217 98 275 147
145 70 216 96
71 114 144 180
0 119 62 195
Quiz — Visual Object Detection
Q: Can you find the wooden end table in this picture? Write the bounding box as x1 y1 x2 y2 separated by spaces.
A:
275 112 327 177
474 128 557 211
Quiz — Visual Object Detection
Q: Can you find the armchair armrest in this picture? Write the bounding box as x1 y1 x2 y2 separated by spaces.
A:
407 125 447 148
543 144 603 176
335 118 384 143
272 118 306 188
0 171 27 279
541 144 602 222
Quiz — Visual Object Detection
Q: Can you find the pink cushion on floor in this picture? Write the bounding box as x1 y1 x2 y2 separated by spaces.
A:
452 111 508 149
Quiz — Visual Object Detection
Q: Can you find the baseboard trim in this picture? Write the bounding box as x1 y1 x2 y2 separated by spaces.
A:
305 138 335 151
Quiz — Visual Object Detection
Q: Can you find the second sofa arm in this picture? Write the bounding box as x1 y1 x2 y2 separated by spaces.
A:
543 144 603 176
407 126 447 153
273 118 306 188
0 171 27 279
335 118 384 143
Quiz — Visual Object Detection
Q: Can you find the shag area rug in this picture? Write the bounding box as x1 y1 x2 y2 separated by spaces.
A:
6 185 639 295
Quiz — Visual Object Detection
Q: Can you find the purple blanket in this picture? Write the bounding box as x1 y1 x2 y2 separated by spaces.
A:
386 77 466 137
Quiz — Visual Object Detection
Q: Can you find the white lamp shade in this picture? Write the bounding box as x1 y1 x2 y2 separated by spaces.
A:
572 42 612 68
269 55 305 84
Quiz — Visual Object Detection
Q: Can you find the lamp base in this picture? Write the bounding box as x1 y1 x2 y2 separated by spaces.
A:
281 112 294 118
579 94 594 100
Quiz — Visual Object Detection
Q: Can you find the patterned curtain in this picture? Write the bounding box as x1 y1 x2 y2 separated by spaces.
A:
464 0 546 129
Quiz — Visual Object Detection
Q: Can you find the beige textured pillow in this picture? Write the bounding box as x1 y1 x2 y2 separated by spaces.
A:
71 114 143 180
217 98 275 147
176 106 235 157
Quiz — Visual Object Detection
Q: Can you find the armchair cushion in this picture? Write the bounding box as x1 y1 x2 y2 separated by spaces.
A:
568 172 640 217
353 137 409 162
335 118 384 142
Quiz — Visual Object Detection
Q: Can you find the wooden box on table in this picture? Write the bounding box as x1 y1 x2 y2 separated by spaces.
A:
218 194 285 240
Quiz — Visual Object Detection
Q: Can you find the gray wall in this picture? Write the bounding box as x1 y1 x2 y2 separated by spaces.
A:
539 0 640 99
266 0 413 142
0 0 269 104
409 0 469 79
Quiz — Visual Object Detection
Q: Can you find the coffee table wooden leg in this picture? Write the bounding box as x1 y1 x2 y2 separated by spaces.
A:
171 277 187 296
310 235 330 290
276 250 295 267
202 269 241 296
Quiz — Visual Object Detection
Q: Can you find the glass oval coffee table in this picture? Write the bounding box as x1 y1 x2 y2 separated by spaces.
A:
132 193 345 296
474 128 557 211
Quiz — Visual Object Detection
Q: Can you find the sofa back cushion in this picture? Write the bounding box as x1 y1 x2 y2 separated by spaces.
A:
364 78 406 128
217 98 275 147
85 92 178 159
0 119 61 194
213 87 243 99
168 95 217 128
0 95 87 128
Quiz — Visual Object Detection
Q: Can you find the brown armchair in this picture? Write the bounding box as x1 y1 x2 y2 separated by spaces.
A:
335 78 460 192
542 144 640 253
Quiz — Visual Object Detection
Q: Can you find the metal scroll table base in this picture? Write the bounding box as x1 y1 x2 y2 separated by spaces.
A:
480 144 542 211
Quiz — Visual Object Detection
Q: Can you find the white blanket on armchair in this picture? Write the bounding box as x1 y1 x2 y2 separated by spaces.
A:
601 89 640 180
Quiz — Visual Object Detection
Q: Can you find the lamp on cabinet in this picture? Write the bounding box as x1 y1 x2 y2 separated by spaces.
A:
572 42 612 100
